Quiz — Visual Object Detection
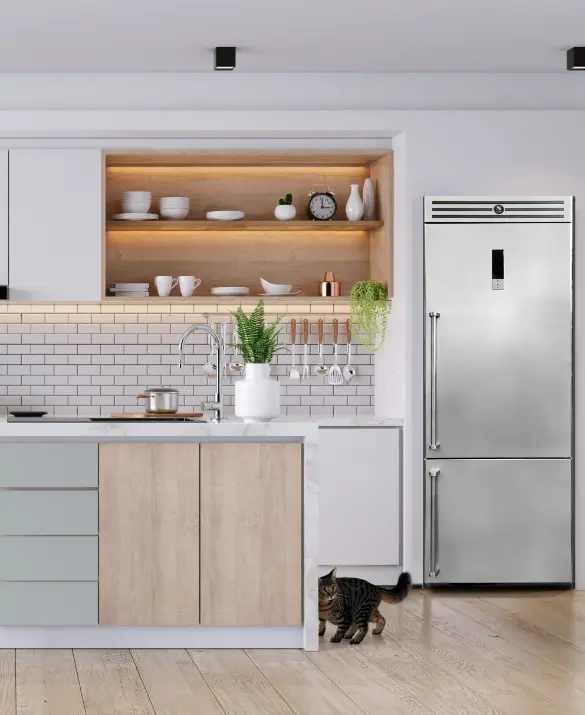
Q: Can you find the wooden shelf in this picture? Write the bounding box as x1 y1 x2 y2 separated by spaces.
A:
106 220 382 233
102 296 350 304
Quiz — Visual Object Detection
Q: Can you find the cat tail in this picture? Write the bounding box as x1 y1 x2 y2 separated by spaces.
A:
381 572 412 604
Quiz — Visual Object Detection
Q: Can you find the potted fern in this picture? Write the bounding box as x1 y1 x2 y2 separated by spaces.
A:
231 301 285 422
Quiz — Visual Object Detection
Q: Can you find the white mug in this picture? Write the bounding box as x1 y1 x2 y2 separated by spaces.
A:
178 276 202 297
155 276 178 297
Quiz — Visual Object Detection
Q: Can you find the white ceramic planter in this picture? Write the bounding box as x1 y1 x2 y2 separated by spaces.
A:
274 204 297 221
345 184 364 221
235 363 281 423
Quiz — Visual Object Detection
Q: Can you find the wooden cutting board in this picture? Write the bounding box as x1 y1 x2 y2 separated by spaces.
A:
109 412 203 419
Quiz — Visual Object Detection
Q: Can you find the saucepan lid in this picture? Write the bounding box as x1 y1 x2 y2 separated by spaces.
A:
140 387 179 395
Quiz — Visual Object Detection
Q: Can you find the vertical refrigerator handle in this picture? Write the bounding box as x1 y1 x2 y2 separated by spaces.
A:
429 467 440 578
429 312 441 450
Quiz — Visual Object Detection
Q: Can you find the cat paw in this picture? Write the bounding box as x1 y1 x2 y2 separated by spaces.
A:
330 635 343 643
350 636 365 645
318 630 326 637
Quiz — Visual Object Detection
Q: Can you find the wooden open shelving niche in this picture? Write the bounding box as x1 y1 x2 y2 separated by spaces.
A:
105 151 393 303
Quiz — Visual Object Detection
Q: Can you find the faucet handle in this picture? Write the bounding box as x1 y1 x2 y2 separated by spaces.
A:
201 400 221 411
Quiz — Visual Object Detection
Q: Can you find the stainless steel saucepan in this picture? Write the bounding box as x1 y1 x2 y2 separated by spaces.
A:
136 387 179 414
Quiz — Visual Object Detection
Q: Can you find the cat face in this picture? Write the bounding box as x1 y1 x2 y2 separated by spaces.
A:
318 567 338 605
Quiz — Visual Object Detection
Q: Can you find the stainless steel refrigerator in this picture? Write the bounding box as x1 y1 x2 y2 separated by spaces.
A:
424 197 573 586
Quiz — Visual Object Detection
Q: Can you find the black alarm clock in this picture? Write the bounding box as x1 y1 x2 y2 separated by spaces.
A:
308 186 337 221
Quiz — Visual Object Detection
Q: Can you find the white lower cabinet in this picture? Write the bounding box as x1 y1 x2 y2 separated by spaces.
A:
319 427 401 574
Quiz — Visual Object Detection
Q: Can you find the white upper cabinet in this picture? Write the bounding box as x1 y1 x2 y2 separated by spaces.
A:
9 150 103 302
0 152 7 290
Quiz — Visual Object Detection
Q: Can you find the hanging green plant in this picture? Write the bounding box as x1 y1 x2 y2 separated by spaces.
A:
349 280 390 352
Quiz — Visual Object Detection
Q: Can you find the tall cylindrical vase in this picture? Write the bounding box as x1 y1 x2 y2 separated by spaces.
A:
362 177 376 220
235 363 281 423
345 184 364 221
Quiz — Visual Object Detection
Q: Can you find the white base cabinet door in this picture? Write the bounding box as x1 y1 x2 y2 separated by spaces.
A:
319 427 401 569
9 149 103 301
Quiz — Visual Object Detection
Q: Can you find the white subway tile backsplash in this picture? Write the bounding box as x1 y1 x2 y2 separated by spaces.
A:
0 309 375 417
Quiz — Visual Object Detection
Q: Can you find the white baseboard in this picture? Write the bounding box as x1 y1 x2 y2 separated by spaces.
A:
0 626 304 649
319 565 406 585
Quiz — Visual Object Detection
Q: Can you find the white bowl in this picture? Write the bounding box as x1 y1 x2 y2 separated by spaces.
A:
122 191 151 213
160 196 190 206
160 207 190 220
260 278 292 294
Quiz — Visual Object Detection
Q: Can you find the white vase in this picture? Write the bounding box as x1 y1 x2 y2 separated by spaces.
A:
274 204 297 220
235 363 281 423
345 184 364 221
362 178 376 220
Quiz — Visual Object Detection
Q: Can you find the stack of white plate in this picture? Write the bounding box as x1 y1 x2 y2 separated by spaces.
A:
110 282 150 298
112 192 159 221
211 287 250 297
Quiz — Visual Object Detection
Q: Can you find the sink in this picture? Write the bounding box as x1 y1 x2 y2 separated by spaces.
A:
89 417 206 423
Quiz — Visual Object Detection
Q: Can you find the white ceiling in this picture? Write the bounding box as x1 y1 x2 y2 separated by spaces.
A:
0 0 582 73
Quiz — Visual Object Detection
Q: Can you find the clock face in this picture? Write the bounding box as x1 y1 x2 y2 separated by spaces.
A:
308 193 337 220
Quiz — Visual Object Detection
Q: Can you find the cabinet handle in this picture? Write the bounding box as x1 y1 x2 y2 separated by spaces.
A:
429 312 441 450
429 467 440 579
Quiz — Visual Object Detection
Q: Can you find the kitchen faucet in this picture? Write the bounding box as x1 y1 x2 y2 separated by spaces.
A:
178 323 224 423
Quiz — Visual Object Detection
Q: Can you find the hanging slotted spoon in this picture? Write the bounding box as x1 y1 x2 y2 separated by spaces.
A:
289 319 300 380
343 319 356 383
327 319 343 385
202 321 217 378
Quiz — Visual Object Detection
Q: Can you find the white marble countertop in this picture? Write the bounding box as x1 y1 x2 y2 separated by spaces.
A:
0 418 319 442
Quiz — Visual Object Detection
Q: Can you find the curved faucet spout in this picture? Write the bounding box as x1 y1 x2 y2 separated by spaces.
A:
178 323 224 422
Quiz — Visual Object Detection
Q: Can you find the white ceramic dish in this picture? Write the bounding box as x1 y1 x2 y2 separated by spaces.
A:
206 210 245 221
111 291 149 297
260 278 293 294
211 287 250 296
112 213 159 220
110 283 149 291
259 291 300 297
122 191 151 213
160 207 190 220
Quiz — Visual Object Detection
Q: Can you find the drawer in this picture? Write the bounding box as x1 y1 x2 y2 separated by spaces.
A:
0 537 97 581
0 443 97 487
0 491 97 535
0 582 97 625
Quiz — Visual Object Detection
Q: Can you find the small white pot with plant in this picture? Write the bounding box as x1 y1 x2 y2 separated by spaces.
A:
274 193 296 220
231 301 285 422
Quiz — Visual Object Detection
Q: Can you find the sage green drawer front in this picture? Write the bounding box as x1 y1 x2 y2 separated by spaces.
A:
0 443 97 487
0 537 97 581
0 582 97 625
0 491 97 535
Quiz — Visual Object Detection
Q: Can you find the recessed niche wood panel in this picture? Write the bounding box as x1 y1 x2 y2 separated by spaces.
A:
104 151 393 301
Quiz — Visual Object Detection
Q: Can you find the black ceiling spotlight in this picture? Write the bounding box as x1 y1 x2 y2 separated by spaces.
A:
215 47 236 71
567 47 585 70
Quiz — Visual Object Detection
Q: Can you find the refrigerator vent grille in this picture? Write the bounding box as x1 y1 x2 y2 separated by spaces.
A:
425 197 572 223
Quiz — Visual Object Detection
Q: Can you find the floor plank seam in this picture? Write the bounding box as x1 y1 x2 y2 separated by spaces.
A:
129 649 158 715
184 649 230 715
71 649 88 715
241 650 296 714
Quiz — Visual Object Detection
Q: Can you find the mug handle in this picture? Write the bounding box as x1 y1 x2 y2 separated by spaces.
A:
171 279 179 291
193 278 202 291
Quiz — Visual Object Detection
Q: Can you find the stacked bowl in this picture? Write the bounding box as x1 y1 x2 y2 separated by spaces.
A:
122 191 152 214
159 196 190 220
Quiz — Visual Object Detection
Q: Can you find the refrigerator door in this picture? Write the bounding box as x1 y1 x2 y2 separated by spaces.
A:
425 222 572 459
424 459 572 585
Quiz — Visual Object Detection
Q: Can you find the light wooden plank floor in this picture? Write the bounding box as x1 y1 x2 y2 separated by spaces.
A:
1 591 585 714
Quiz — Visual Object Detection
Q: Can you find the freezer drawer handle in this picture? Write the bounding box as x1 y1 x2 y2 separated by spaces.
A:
429 312 441 450
429 467 440 578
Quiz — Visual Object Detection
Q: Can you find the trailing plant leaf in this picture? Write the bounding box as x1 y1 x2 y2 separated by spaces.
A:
230 300 286 363
350 280 390 352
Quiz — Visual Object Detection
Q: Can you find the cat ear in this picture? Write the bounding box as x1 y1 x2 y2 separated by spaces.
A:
329 567 337 580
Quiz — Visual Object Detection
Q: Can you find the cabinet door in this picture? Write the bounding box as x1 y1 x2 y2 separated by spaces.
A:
319 427 401 566
99 443 200 625
200 443 302 626
9 149 103 301
0 151 7 289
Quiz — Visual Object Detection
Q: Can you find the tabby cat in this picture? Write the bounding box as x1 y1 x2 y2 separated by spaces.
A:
318 568 411 644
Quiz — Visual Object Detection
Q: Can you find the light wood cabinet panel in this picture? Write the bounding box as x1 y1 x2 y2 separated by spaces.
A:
200 442 302 626
99 443 200 626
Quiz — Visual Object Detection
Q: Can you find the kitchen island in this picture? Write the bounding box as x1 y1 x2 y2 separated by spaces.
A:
0 419 319 650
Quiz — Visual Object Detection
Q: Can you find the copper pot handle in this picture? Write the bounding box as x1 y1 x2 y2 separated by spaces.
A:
136 394 148 399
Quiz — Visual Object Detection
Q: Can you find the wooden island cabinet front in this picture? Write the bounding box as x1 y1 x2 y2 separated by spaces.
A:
98 441 303 627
